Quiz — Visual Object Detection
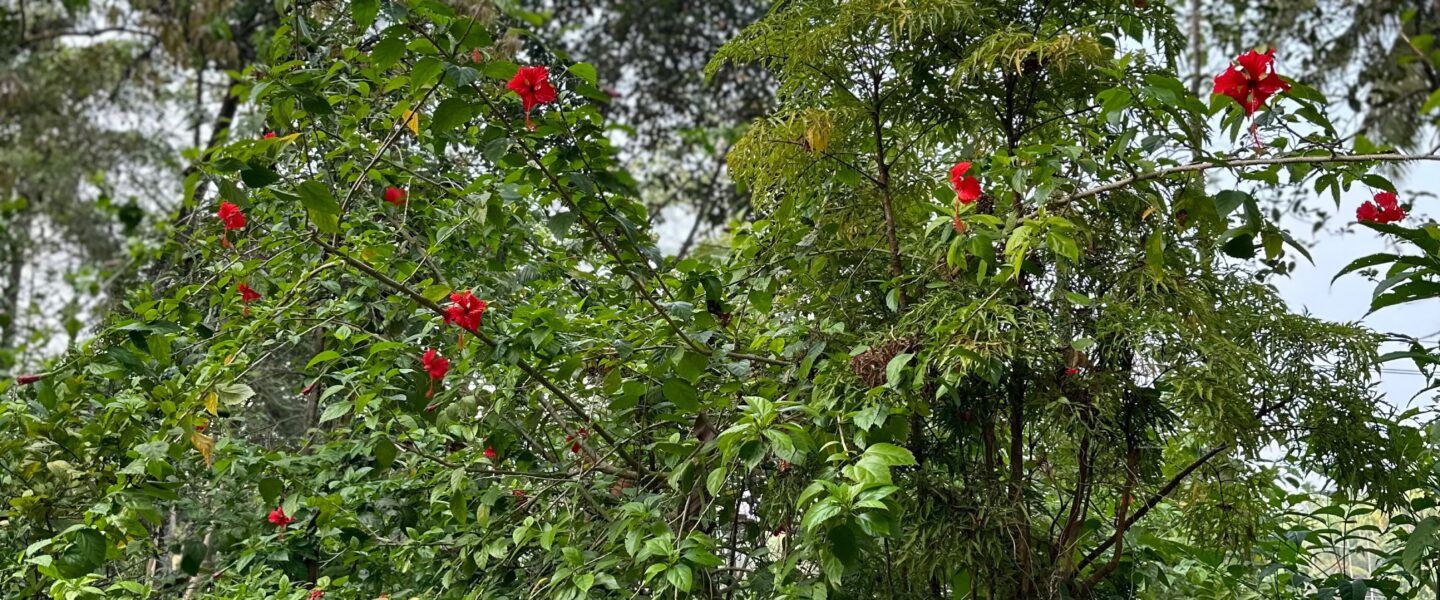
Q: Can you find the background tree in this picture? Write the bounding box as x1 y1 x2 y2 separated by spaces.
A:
0 1 1436 600
537 0 772 257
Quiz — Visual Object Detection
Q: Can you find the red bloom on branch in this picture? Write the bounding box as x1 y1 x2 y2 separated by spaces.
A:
444 291 488 332
237 282 261 316
506 66 557 131
1357 191 1406 224
15 374 42 385
238 282 261 303
421 348 449 398
570 441 582 454
267 506 294 528
484 446 497 460
217 201 246 230
1213 49 1290 116
949 162 982 204
422 348 449 380
1065 367 1080 377
309 588 324 600
263 131 277 139
383 186 407 206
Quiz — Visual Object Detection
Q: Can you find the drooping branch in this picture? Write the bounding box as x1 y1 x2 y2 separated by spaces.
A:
1074 444 1229 573
1052 152 1440 210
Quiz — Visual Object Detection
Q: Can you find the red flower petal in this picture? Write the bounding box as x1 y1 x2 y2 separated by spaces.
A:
1235 49 1275 81
955 177 982 204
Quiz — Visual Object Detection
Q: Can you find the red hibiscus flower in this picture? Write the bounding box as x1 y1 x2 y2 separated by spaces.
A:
383 186 407 206
444 290 488 332
263 131 277 139
217 201 246 248
237 282 261 303
1065 367 1080 377
1357 191 1406 224
218 201 246 230
949 162 982 232
949 162 982 204
484 446 496 460
506 66 558 131
237 282 261 316
15 373 42 385
267 506 294 528
570 441 582 454
1213 49 1290 116
421 348 449 398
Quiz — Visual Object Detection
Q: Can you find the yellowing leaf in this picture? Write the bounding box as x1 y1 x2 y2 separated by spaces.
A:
278 133 301 144
1141 206 1155 220
191 431 215 466
205 392 218 415
402 109 420 135
223 353 236 365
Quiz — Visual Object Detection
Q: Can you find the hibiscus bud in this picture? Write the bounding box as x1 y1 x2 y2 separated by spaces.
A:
15 374 42 385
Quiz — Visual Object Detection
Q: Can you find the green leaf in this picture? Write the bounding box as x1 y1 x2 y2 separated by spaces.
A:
374 437 397 471
1332 253 1403 283
568 62 598 86
431 97 474 134
319 400 353 422
483 60 519 81
259 477 283 504
371 36 406 69
351 0 379 31
884 352 914 388
1402 516 1439 573
306 350 342 368
664 563 693 592
55 528 106 579
661 378 700 413
1214 190 1249 220
706 466 727 496
179 539 206 576
861 443 916 468
411 57 445 94
215 383 255 406
1222 233 1255 259
240 163 281 188
296 180 342 234
802 497 842 532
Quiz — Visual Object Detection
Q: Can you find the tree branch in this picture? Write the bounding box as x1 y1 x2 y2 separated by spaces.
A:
1052 152 1440 209
1074 444 1229 573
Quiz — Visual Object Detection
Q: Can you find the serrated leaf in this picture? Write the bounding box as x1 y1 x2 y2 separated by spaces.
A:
661 379 699 413
431 97 474 134
568 62 598 86
351 0 379 30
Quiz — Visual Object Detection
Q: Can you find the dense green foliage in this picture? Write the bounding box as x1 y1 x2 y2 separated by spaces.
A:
2 1 1439 599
